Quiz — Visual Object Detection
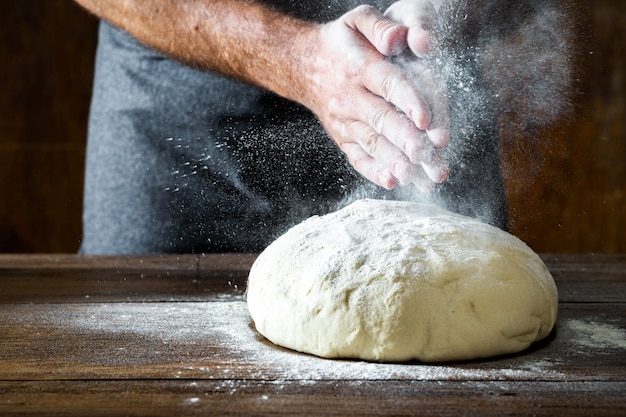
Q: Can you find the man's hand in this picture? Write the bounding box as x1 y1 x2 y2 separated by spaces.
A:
74 0 450 191
295 5 449 190
386 0 451 186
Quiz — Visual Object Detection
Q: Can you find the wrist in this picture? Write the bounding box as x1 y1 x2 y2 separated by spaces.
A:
278 21 322 107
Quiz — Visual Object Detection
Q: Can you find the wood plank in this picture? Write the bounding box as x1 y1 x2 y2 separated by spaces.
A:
0 380 624 417
0 254 624 303
0 254 254 303
1 301 624 382
542 254 626 303
0 253 256 273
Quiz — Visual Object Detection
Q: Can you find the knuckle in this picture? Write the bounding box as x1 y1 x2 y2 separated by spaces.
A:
380 74 398 102
327 97 343 117
349 153 368 171
371 106 395 135
360 130 381 156
339 142 368 171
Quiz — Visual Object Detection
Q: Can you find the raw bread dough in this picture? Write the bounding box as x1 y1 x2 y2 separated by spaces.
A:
247 199 558 362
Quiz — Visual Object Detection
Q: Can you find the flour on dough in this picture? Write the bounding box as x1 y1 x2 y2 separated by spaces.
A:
246 199 558 362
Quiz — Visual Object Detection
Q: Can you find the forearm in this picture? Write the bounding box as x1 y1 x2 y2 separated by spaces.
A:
74 0 316 103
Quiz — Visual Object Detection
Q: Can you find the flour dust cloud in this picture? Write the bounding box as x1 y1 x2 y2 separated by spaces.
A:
382 0 576 225
164 0 575 249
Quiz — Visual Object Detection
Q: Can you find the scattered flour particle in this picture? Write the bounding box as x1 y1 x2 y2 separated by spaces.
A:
184 397 201 405
566 319 626 350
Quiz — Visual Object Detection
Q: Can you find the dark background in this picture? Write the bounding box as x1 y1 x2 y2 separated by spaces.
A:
1 0 624 253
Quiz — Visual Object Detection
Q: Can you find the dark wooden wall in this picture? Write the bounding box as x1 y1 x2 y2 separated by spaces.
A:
501 0 626 253
0 0 96 253
0 0 624 254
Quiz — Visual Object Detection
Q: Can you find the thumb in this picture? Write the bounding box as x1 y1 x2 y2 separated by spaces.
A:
344 5 408 57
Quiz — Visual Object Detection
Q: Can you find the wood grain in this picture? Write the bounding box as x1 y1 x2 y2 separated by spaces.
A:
0 254 623 303
1 302 624 381
500 0 626 253
0 0 96 253
1 380 624 417
0 254 625 416
0 254 255 303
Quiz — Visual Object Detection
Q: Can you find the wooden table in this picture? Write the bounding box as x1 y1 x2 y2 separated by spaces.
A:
1 254 625 416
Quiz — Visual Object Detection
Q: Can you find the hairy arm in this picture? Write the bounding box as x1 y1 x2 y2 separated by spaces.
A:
74 0 316 104
75 0 449 190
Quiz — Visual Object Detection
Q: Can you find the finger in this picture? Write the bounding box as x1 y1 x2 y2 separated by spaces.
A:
425 89 451 147
344 5 408 57
384 1 436 27
353 89 435 166
426 126 450 148
358 69 450 181
393 57 451 148
361 59 431 131
345 119 416 186
420 148 449 183
407 25 432 58
340 142 398 190
410 168 436 193
342 120 445 189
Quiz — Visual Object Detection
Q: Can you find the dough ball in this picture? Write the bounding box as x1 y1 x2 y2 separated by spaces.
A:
246 199 558 362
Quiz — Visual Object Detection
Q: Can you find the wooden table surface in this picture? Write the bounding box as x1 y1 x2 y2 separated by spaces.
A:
0 253 625 416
